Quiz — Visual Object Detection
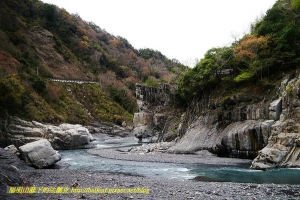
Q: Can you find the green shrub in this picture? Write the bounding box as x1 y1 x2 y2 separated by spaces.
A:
292 0 300 9
0 75 25 113
144 77 159 88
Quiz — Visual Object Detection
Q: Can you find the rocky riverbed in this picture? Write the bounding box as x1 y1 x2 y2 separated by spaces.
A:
18 169 300 200
1 134 300 200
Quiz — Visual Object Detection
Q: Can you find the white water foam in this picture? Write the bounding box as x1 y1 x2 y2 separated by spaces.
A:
62 158 73 161
177 168 190 172
232 168 263 173
96 144 112 148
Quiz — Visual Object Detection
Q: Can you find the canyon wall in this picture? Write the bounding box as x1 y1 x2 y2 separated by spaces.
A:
132 83 179 142
169 74 300 169
251 76 300 169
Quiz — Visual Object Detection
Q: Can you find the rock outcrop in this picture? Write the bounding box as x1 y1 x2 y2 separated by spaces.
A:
4 144 19 156
215 120 268 158
87 121 132 137
0 148 33 200
170 73 300 169
133 83 178 142
169 116 219 153
0 117 94 150
169 114 274 159
251 77 300 170
169 74 298 162
19 139 61 168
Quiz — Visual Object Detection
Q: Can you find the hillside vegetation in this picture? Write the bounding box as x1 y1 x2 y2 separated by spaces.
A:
177 0 300 106
0 0 187 124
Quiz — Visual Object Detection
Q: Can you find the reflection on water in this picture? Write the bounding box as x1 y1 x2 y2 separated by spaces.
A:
59 138 300 184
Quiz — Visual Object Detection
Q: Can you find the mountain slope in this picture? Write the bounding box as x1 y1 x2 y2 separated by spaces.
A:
0 0 187 124
170 0 300 167
177 0 300 106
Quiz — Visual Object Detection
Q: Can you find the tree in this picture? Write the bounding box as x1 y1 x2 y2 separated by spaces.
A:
233 34 269 82
234 35 268 62
177 47 234 103
0 75 24 112
200 47 234 75
292 0 300 9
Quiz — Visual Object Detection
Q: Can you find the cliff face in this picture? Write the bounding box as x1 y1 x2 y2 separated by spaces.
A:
251 76 300 169
132 83 180 142
132 71 300 169
169 73 300 169
168 103 274 158
168 74 300 169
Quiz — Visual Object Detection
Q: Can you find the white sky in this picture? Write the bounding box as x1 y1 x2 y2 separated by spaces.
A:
42 0 277 66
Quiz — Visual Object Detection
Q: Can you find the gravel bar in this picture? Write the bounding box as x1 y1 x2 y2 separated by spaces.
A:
14 169 300 200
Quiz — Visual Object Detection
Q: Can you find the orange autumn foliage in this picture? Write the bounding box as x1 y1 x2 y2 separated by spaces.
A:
234 35 268 62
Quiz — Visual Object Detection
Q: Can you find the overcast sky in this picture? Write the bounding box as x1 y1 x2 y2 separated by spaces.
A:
42 0 277 66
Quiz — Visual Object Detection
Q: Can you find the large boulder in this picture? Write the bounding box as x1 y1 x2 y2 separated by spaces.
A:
250 121 300 170
19 139 61 169
50 123 94 149
214 120 276 159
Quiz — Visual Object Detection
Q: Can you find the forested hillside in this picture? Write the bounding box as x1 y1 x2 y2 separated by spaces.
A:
0 0 187 124
178 0 300 106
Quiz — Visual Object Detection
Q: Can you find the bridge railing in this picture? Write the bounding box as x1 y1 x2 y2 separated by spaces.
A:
49 78 97 84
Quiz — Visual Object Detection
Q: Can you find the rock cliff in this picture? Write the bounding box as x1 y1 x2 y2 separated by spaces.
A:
132 73 300 169
132 83 179 142
169 97 275 159
251 76 300 169
169 74 300 169
0 117 94 150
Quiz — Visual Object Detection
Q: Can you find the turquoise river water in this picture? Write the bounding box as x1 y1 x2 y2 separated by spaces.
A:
59 138 300 184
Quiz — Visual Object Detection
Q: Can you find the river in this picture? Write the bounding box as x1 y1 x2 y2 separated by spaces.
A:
59 136 300 185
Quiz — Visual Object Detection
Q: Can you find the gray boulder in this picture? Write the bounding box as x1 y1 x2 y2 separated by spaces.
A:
19 139 61 169
50 123 94 149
